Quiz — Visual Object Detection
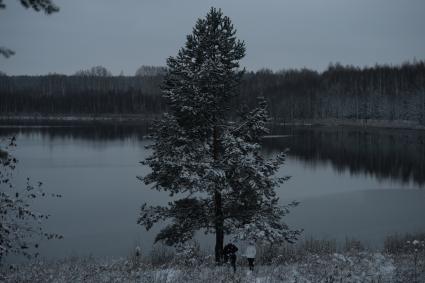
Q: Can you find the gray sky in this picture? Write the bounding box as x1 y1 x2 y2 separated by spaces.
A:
1 0 424 75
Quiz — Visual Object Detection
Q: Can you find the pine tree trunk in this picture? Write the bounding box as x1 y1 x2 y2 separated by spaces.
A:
214 190 224 264
213 125 224 264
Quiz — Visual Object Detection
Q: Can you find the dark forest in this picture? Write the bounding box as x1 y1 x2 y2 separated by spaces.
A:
1 61 424 125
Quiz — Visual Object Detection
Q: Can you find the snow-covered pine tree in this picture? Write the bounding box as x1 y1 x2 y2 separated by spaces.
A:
138 7 301 263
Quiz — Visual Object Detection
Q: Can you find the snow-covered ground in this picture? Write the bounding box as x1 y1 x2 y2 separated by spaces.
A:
2 252 423 282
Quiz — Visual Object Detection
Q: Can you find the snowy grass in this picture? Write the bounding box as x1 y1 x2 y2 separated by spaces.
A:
2 235 425 282
2 249 424 282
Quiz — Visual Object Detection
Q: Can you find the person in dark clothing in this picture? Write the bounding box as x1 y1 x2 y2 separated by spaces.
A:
247 258 255 271
223 243 238 272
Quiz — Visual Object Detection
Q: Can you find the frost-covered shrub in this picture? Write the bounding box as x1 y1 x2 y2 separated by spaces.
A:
256 242 298 265
128 245 143 270
149 243 175 267
405 239 425 254
384 233 425 254
172 241 208 268
344 238 365 253
384 233 425 282
298 238 337 255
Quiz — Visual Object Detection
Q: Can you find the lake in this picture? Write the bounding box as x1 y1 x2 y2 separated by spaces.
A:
1 123 425 261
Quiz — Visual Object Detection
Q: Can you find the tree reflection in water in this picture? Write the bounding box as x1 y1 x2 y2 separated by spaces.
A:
1 122 424 186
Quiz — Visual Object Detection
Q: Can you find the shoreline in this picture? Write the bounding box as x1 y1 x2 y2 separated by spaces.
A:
1 115 425 130
0 114 158 124
276 118 425 131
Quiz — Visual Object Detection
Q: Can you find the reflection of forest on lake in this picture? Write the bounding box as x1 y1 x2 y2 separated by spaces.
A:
1 122 424 186
264 125 425 186
0 122 150 142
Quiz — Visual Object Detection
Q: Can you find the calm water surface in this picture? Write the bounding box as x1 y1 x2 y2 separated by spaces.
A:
1 123 424 260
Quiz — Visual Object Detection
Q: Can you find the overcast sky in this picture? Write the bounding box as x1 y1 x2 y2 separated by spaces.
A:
1 0 424 75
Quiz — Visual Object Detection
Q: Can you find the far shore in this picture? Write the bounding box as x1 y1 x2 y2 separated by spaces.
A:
0 114 159 125
277 118 425 131
0 115 425 130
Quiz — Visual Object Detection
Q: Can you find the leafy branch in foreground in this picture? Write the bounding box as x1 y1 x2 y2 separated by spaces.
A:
0 48 15 59
0 137 62 264
0 0 59 58
0 0 59 14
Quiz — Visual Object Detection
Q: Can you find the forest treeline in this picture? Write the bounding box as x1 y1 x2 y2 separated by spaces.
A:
0 74 165 115
0 62 424 124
